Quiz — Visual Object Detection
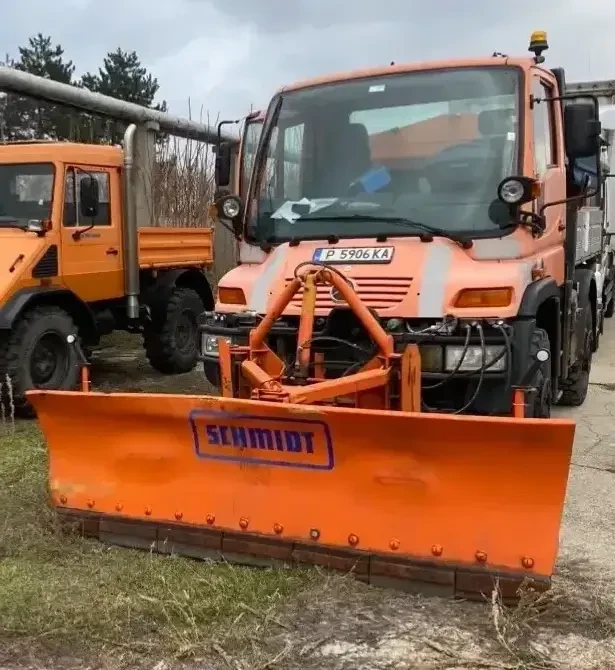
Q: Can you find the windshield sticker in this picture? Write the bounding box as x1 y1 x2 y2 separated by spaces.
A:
349 166 392 194
369 84 386 93
271 198 338 223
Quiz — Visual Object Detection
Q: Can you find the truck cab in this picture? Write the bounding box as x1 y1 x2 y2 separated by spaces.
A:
203 33 607 418
0 142 127 303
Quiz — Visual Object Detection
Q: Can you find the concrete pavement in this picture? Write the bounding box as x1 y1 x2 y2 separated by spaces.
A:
554 316 615 586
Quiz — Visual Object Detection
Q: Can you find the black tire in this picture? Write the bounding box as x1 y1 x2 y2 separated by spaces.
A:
558 306 593 407
526 328 552 418
144 287 205 374
593 307 603 353
203 358 221 392
0 305 80 417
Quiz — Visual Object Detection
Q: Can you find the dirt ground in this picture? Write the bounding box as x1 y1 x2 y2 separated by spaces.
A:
2 326 615 670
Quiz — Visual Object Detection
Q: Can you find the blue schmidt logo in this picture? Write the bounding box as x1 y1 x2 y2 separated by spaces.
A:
189 409 334 470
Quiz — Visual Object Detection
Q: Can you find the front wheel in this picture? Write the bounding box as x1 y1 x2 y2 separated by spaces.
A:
0 305 80 417
526 328 552 418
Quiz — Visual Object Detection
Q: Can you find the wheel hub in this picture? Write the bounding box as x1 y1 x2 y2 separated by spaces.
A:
175 311 196 354
30 333 68 386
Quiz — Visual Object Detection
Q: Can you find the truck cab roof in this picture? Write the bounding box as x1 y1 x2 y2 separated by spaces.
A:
276 56 542 96
0 141 124 167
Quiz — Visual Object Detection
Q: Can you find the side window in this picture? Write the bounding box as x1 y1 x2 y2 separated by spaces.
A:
543 83 558 166
240 120 262 200
532 78 553 175
258 123 304 201
282 123 304 200
63 168 111 227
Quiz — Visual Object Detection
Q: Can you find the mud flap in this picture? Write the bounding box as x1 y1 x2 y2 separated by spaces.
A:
27 390 575 599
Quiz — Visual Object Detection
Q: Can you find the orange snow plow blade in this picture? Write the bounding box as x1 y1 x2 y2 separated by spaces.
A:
28 388 574 600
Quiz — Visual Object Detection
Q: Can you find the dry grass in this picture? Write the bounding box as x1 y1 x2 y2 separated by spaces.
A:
479 572 615 670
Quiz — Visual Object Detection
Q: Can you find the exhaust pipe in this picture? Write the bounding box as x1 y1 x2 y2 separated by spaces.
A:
123 123 139 320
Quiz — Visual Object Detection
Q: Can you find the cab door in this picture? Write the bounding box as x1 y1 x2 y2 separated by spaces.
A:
530 72 566 246
60 165 124 301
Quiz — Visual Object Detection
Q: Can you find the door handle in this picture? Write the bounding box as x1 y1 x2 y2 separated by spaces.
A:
106 247 119 255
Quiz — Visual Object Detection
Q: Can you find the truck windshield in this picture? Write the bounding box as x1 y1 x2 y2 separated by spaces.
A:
247 67 520 243
0 163 54 229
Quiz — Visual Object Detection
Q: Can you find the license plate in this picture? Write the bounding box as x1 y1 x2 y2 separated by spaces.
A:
312 246 394 264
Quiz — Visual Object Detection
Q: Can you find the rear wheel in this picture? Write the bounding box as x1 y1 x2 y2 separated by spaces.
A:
526 328 552 418
0 305 80 417
558 306 593 407
144 287 205 374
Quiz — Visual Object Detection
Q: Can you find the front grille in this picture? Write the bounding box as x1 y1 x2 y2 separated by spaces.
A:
285 276 412 311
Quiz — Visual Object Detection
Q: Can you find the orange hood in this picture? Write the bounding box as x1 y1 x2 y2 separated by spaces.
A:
0 230 50 305
219 237 536 320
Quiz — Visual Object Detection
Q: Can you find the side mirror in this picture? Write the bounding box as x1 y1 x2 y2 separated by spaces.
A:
215 141 232 188
565 102 602 159
79 176 99 218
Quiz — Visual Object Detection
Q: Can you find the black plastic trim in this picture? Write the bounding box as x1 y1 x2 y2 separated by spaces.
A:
0 286 93 331
518 278 561 317
574 267 595 307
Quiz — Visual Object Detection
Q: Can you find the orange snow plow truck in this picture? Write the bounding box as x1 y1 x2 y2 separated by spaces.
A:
31 32 610 600
0 131 216 416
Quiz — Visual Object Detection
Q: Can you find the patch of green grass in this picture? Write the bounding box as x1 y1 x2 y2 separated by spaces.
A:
0 422 319 662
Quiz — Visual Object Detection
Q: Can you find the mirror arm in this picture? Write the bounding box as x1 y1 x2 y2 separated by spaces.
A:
515 210 546 237
217 218 241 239
538 91 600 112
217 119 240 146
537 183 601 223
72 221 94 241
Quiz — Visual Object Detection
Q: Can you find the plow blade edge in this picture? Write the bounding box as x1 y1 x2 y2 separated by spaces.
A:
28 390 575 600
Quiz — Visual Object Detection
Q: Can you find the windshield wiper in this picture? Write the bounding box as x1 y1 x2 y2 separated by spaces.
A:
294 213 474 249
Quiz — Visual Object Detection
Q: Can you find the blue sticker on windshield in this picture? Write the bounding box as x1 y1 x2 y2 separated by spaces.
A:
353 166 391 194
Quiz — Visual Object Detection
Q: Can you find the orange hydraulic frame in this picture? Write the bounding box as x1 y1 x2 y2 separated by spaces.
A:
218 265 422 412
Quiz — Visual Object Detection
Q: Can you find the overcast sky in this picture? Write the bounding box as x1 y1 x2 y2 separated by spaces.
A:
2 0 615 131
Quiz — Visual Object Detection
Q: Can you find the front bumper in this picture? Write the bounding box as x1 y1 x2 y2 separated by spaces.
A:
197 310 538 414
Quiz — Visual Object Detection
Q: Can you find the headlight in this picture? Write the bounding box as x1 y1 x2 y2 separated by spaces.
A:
498 178 525 204
497 175 539 206
221 196 241 219
445 345 507 372
201 334 231 356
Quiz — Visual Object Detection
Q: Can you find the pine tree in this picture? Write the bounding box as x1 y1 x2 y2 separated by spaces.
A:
80 48 167 144
0 34 75 140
